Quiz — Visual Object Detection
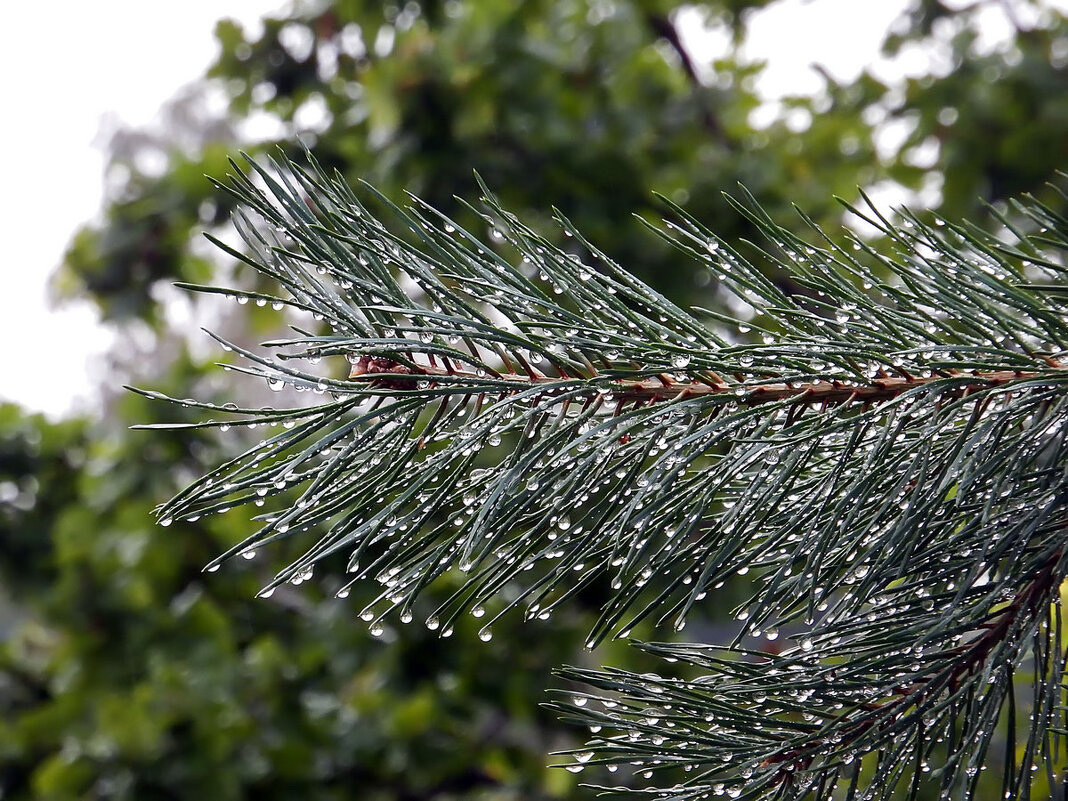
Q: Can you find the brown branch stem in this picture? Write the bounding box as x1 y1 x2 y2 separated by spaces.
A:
350 357 1062 407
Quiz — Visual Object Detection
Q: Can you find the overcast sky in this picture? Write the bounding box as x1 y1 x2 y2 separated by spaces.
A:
1 0 1056 418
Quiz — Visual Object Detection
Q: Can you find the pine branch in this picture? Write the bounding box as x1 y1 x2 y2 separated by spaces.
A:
553 539 1068 799
348 357 1058 407
137 152 1068 799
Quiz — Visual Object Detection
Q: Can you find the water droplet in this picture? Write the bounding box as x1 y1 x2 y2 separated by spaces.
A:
426 615 440 630
206 564 221 573
672 354 691 368
478 628 493 642
159 517 173 527
575 751 594 763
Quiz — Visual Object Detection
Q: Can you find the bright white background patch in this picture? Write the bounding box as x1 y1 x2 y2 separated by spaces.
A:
0 1 278 417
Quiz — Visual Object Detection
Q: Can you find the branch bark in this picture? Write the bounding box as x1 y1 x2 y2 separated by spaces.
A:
350 358 1063 408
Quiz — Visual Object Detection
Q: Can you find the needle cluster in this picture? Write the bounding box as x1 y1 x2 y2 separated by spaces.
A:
137 153 1068 800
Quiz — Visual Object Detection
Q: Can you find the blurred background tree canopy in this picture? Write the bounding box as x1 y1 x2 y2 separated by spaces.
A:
4 1 1067 798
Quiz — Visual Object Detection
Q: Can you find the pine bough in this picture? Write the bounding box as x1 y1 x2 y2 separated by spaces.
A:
137 153 1068 800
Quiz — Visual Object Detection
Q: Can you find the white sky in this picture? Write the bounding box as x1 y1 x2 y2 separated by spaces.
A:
0 0 1059 418
0 1 280 418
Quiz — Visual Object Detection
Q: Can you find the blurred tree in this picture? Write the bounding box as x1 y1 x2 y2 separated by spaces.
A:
4 0 1066 799
53 0 893 328
878 0 1068 217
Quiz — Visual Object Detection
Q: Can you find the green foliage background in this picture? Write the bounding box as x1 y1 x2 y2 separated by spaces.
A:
3 1 1067 798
